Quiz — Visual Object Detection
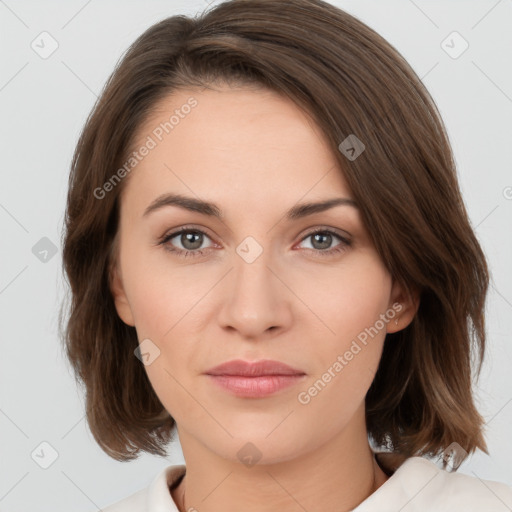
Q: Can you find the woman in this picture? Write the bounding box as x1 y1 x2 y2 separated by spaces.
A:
59 0 512 510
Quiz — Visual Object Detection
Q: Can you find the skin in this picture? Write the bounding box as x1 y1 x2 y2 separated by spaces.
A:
109 84 419 512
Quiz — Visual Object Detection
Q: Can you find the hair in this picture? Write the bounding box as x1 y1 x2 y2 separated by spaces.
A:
59 0 490 470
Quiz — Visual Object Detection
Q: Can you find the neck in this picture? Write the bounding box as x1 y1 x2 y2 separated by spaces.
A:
172 409 390 512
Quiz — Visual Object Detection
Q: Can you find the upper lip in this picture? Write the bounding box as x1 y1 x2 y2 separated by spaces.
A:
205 359 305 377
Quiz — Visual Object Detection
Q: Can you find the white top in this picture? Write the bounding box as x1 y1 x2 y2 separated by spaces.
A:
101 456 512 512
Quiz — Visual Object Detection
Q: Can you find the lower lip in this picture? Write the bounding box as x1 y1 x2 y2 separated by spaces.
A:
206 374 306 398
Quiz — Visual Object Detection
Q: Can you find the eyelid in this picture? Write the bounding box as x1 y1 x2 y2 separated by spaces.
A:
297 226 352 243
158 224 214 240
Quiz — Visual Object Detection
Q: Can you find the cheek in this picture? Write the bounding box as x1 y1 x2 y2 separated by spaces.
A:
121 239 204 337
303 255 392 394
305 254 392 341
120 246 211 419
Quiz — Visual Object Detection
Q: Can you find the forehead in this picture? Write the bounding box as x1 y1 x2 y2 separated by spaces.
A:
121 85 353 220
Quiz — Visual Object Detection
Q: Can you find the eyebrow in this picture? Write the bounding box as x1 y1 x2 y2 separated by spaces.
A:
142 193 358 221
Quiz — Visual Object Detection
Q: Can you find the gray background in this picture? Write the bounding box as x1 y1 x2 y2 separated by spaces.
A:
1 0 511 510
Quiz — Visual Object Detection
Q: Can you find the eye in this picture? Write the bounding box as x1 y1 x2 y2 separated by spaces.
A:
158 227 215 258
296 228 351 257
158 226 352 259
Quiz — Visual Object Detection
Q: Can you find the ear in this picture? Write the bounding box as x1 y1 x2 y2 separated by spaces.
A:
109 263 136 327
386 278 420 333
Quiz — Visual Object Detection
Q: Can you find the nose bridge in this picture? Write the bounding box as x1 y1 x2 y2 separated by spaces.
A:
232 234 278 307
235 238 272 292
218 234 290 335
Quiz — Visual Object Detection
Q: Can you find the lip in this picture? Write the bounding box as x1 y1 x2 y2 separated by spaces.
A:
205 359 305 377
204 359 306 398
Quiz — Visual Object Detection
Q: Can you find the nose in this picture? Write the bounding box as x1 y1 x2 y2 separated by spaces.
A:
217 245 293 340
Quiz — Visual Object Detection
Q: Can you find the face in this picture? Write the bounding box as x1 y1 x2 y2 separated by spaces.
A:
110 84 412 465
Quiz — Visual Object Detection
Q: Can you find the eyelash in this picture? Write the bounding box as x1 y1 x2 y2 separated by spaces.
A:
157 226 351 259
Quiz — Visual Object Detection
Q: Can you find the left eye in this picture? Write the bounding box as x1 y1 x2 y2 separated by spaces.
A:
159 228 214 257
297 230 347 252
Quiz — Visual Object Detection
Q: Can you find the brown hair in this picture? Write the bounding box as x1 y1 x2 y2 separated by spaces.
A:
59 0 489 468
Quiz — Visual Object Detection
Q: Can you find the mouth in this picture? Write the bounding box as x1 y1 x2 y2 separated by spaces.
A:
204 359 305 377
204 359 306 398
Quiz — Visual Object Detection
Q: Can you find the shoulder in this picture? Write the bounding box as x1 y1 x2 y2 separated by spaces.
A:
405 457 512 510
101 487 146 512
98 464 186 512
354 456 512 512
